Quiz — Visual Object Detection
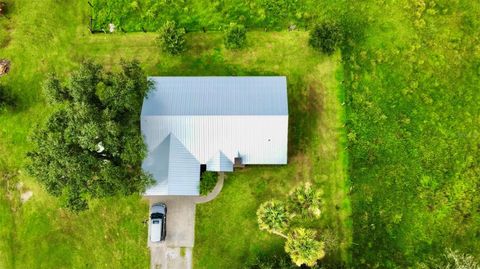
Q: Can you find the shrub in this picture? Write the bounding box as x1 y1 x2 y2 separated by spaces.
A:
200 171 218 195
157 21 186 55
224 23 247 49
308 21 342 55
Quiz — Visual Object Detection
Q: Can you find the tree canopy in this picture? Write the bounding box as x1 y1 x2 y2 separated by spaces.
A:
157 20 186 55
224 23 247 49
308 21 342 55
27 60 153 211
257 183 327 266
257 200 290 237
285 228 325 267
288 182 323 219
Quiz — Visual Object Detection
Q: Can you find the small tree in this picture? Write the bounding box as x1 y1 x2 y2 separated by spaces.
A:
257 200 289 238
309 21 342 55
288 182 323 219
224 23 247 49
285 228 325 267
158 21 186 55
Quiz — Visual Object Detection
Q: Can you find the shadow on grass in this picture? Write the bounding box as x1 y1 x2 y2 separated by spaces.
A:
288 77 322 157
0 84 19 113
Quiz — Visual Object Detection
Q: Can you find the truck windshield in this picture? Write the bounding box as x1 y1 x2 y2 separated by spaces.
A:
151 212 163 219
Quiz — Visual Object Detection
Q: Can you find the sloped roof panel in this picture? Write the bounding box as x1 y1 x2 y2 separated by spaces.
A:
144 134 200 196
142 77 288 116
207 151 234 172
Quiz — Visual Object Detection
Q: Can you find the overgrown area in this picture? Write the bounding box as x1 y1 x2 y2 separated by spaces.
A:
343 0 480 267
90 0 344 32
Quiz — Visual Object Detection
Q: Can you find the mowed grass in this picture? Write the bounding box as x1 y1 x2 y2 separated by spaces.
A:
0 0 349 268
194 34 350 268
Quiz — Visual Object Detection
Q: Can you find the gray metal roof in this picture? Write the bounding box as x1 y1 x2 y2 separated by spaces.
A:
143 134 200 196
207 151 234 172
142 77 288 116
142 76 288 196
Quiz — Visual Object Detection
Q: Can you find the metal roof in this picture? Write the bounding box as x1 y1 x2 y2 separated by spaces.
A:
207 151 234 172
143 134 200 196
142 76 288 196
142 77 288 116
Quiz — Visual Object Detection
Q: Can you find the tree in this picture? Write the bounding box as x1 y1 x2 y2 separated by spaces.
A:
285 228 325 267
257 200 290 238
27 60 153 211
308 21 342 55
157 20 186 55
288 182 323 219
224 23 247 49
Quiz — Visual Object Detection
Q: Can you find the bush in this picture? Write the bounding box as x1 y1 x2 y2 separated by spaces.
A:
157 20 186 55
308 21 342 55
224 23 247 49
200 171 218 195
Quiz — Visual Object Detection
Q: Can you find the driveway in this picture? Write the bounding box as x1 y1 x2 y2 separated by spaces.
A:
145 196 196 269
145 173 225 269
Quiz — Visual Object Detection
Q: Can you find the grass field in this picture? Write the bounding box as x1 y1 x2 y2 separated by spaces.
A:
343 1 480 267
0 0 349 268
90 0 346 32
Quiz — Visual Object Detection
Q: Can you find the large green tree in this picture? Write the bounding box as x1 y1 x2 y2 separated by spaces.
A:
27 60 153 211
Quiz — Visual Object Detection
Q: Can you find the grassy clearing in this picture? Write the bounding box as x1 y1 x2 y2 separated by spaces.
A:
343 0 480 267
194 33 350 268
0 1 349 268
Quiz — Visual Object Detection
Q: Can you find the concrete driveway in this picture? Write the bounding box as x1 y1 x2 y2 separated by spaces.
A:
145 173 225 269
145 196 196 269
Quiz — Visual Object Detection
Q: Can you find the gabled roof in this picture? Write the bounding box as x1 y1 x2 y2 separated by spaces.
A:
143 133 200 196
141 76 289 196
207 151 234 172
142 77 288 116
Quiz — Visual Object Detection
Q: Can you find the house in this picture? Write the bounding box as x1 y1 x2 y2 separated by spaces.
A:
141 77 288 196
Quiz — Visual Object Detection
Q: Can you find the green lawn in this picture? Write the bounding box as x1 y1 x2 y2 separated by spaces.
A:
0 0 349 268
